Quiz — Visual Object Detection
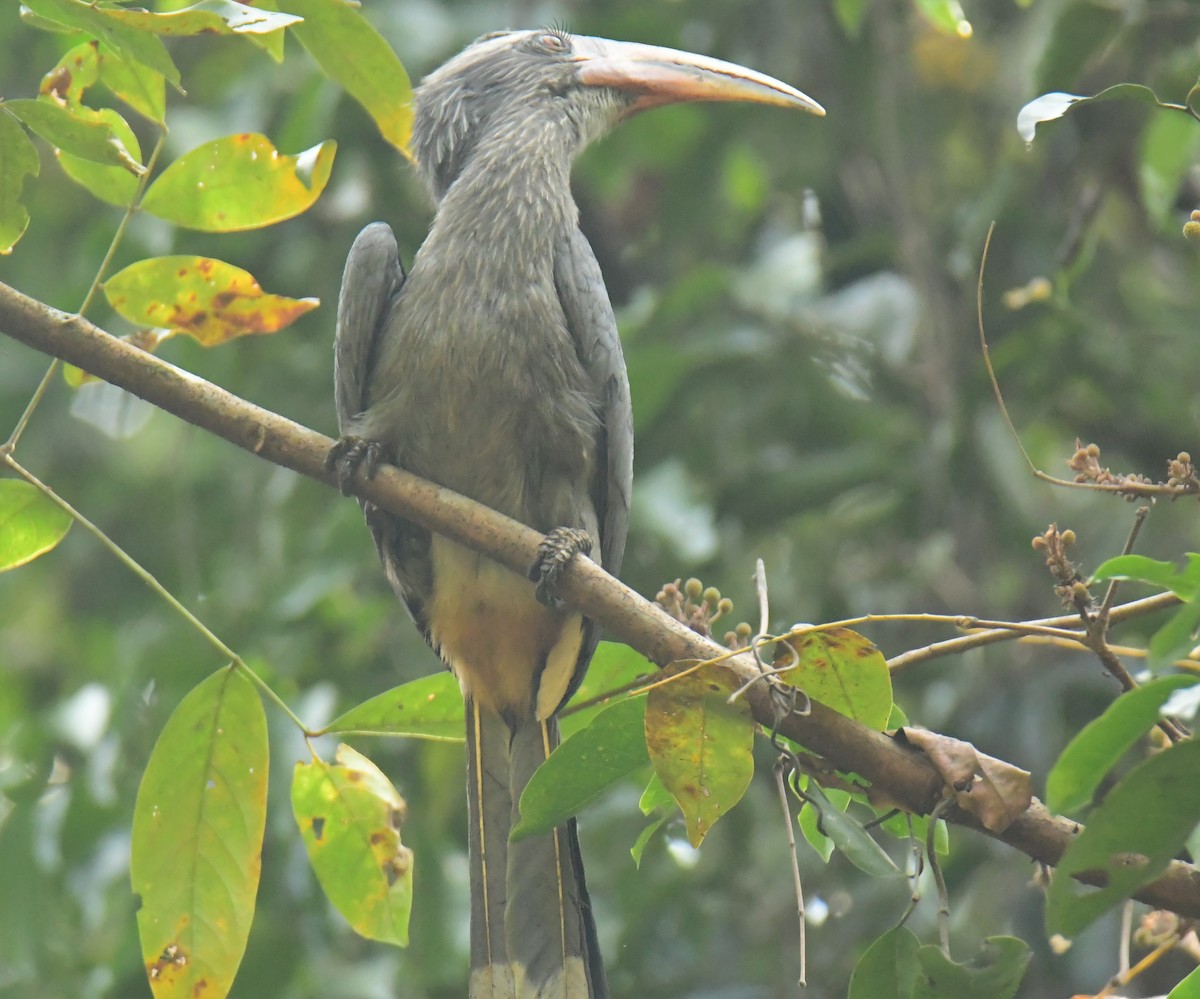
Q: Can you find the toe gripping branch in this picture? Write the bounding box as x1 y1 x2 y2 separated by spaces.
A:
325 436 386 496
530 527 593 609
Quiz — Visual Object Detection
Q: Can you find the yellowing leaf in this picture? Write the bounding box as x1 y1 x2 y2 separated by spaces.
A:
104 255 318 346
292 744 413 947
141 134 335 231
280 0 413 154
0 111 40 254
131 667 268 999
645 663 753 847
0 480 72 571
777 628 893 730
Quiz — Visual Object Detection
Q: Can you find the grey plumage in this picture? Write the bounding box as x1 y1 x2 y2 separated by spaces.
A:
332 27 822 998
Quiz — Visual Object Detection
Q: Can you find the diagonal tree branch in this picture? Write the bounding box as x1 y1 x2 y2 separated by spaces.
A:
3 275 1200 918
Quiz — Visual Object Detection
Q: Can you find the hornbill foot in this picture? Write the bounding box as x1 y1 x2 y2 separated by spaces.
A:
530 527 593 610
325 435 385 496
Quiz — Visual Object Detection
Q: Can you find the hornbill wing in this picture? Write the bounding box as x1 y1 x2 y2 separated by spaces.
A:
334 221 407 430
554 225 633 581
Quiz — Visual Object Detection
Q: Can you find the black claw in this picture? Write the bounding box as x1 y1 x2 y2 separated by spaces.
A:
530 527 593 609
326 435 386 496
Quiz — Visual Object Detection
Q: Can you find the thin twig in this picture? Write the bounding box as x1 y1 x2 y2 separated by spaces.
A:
928 796 955 956
774 758 807 989
2 454 308 733
1098 506 1150 627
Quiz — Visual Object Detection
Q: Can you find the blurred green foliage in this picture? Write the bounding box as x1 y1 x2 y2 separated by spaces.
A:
4 1 1200 996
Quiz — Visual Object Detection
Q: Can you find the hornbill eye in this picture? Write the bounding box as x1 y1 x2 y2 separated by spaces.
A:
535 30 570 54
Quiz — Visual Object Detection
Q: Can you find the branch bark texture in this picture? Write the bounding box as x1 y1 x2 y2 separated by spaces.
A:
4 277 1200 918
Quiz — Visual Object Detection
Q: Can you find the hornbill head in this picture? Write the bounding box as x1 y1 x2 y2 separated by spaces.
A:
411 28 824 200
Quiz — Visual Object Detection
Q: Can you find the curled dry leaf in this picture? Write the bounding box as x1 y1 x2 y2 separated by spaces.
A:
897 727 1032 833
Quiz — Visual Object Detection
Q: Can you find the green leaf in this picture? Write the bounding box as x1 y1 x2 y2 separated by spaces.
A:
99 49 166 123
797 781 846 862
0 111 40 254
1046 674 1199 814
321 671 464 740
104 255 319 345
833 0 871 37
1018 84 1189 146
131 667 268 999
849 926 920 999
1139 109 1200 226
560 641 653 738
1148 602 1200 672
777 628 893 730
0 480 72 570
141 134 335 231
291 744 413 947
1046 738 1200 937
1168 964 1200 998
1092 553 1200 599
57 106 142 206
914 937 1031 999
513 696 648 841
630 814 668 868
803 781 900 877
279 0 413 153
21 0 181 87
913 0 972 38
5 98 143 175
102 1 301 37
645 663 754 847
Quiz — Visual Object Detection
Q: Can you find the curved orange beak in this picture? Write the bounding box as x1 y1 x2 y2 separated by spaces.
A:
572 36 825 117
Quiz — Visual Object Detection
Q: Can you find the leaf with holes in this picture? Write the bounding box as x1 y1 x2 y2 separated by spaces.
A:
141 135 334 232
131 667 268 999
104 256 318 346
645 663 753 847
292 744 413 947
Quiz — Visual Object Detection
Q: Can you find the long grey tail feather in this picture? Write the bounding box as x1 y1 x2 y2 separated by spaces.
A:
467 701 608 998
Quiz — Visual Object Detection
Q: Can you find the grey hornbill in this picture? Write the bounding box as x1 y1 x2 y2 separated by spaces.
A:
328 28 823 998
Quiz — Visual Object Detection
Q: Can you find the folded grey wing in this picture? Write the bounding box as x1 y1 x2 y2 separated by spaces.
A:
334 221 406 431
554 227 633 579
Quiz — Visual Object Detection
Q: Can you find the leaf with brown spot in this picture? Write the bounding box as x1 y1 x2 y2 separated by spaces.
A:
291 744 413 947
131 667 268 999
776 628 893 730
141 134 335 232
103 256 318 346
645 663 753 847
898 727 1032 832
